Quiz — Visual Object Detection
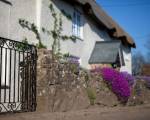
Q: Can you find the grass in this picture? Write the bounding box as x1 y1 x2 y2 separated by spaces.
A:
86 87 96 105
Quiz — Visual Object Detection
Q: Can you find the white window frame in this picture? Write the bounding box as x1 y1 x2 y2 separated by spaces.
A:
72 9 83 39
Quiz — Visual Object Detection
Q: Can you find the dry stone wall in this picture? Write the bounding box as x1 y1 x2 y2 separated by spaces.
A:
36 49 88 112
36 49 150 113
36 49 119 112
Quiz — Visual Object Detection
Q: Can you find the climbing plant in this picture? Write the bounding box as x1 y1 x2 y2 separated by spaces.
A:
19 19 46 49
19 0 77 58
42 2 76 56
16 37 30 51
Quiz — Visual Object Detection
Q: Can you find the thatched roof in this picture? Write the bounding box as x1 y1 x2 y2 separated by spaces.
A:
63 0 136 48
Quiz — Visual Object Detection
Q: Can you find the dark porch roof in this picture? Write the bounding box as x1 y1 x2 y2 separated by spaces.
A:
89 41 121 64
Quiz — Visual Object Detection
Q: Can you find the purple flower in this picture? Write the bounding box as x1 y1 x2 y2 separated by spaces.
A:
120 72 135 86
101 67 118 82
100 67 131 102
90 67 132 102
111 73 131 101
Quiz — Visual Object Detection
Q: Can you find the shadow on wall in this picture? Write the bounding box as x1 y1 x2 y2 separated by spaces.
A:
85 15 111 41
0 0 12 6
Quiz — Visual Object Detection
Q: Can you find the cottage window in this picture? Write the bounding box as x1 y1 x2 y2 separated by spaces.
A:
72 10 83 38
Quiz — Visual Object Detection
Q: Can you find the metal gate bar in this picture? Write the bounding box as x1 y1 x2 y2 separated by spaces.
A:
0 37 37 113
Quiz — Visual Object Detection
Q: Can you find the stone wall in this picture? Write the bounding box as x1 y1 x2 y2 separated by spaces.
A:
36 49 150 113
36 49 88 112
36 49 119 112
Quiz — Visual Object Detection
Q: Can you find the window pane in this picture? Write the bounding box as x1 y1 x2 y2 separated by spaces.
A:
77 14 80 36
72 10 82 38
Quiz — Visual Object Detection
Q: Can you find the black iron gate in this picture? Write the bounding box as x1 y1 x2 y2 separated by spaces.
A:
0 37 37 113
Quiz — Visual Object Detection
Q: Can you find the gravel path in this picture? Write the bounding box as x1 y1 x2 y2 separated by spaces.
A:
1 105 150 120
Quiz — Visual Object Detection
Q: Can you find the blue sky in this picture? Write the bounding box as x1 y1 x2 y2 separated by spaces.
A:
96 0 150 57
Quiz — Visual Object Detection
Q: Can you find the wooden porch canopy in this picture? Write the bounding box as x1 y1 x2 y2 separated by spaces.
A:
89 41 123 64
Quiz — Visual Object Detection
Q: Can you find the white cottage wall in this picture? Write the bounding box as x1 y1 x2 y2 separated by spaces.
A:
0 0 133 72
120 45 132 74
0 1 11 38
0 0 38 44
41 0 113 69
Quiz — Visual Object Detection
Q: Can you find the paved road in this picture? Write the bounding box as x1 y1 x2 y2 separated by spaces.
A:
1 105 150 120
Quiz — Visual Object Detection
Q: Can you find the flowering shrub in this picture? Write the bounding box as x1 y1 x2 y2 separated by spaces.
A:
120 72 135 86
101 68 131 102
91 67 132 102
100 67 118 82
111 73 131 102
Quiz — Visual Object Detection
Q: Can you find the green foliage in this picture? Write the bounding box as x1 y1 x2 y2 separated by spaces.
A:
62 35 77 42
63 53 70 58
18 1 76 54
16 38 29 51
70 63 78 74
19 19 40 40
19 19 46 49
86 87 96 105
48 3 77 55
37 41 47 49
85 72 90 87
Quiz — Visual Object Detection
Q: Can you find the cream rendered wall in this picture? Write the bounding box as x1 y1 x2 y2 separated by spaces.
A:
0 0 39 44
40 0 84 58
120 45 132 74
0 0 132 72
0 1 11 38
41 0 113 69
41 0 133 71
10 0 38 43
81 16 113 69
